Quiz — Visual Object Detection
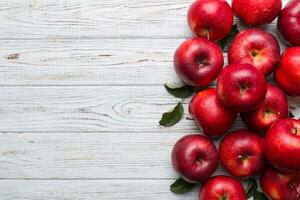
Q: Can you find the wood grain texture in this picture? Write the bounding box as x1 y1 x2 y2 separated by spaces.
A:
0 180 199 200
0 38 287 86
0 39 181 85
0 180 257 200
0 86 246 133
0 0 287 39
0 0 192 39
288 97 300 118
0 132 230 179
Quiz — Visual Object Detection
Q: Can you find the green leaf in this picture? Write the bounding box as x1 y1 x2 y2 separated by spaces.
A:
170 178 196 194
220 24 240 52
246 178 258 198
159 102 184 127
253 191 268 200
193 85 211 93
164 84 194 98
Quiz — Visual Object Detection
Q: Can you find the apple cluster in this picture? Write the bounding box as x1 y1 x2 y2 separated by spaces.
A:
170 0 300 199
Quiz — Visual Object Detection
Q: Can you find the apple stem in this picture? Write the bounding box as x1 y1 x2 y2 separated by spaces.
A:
265 109 279 115
220 196 227 200
239 84 249 96
238 154 248 160
251 50 258 57
291 127 299 135
196 157 203 165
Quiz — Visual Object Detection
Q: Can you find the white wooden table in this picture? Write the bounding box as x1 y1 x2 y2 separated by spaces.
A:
0 0 298 199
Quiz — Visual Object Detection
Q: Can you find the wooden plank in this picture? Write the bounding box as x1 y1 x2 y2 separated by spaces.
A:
0 39 181 85
0 132 231 179
288 97 300 118
0 38 287 86
0 180 256 200
0 86 245 133
0 180 199 200
0 0 287 39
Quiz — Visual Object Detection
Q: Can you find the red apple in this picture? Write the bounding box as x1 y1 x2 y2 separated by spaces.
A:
219 129 265 179
275 47 300 96
172 134 219 183
189 88 237 137
199 175 247 200
217 64 267 112
261 167 300 200
228 29 280 76
188 0 233 41
277 0 300 46
174 38 224 86
264 118 300 173
232 0 282 26
241 84 288 131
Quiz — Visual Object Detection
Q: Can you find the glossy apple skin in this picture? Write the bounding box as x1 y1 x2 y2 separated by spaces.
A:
275 47 300 96
199 175 247 200
261 167 300 200
189 88 237 137
241 84 288 131
232 0 282 26
188 0 233 41
228 29 280 76
172 134 219 183
277 0 300 46
264 118 300 173
174 38 224 86
217 64 267 112
219 129 265 179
